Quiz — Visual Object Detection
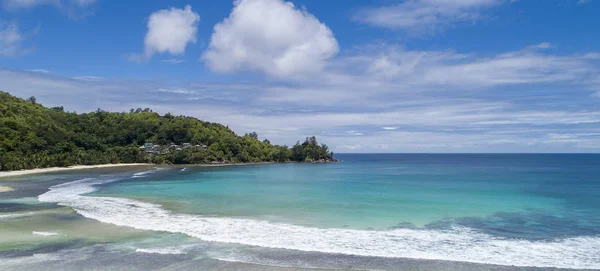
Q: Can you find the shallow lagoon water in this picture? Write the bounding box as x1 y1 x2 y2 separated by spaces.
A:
1 154 599 270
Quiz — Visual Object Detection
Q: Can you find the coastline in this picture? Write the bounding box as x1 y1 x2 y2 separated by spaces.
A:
0 163 153 179
0 160 339 179
0 160 339 180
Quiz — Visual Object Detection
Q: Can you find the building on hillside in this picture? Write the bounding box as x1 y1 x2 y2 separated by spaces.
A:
144 143 153 152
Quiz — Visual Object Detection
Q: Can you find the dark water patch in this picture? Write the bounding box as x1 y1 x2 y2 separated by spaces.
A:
0 246 195 271
424 210 600 240
0 202 59 212
0 240 86 258
49 213 82 221
1 177 78 199
388 222 417 230
196 241 581 271
1 241 591 271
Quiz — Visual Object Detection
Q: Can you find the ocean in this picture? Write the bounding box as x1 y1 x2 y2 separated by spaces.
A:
1 154 599 270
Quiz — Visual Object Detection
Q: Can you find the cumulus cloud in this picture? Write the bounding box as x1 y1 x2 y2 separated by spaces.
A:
138 5 200 61
202 0 339 78
355 0 507 33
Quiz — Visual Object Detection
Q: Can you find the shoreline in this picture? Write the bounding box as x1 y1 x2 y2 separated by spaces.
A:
0 160 337 179
0 163 153 179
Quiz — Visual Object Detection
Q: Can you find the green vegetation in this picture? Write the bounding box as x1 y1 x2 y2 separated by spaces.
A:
0 91 336 171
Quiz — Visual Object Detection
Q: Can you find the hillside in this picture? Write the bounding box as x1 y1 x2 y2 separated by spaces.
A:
0 91 335 171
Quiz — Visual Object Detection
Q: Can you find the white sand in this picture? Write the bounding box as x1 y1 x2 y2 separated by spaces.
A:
0 164 153 179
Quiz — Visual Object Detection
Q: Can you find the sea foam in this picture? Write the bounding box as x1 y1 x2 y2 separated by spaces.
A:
135 247 187 255
32 231 59 236
38 175 600 269
131 168 163 178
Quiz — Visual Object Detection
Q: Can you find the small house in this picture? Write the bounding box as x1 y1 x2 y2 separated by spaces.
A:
144 143 153 152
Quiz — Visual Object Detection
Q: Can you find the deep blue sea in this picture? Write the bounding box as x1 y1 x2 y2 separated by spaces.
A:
2 154 600 270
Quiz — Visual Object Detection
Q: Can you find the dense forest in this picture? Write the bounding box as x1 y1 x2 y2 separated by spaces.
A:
0 91 336 171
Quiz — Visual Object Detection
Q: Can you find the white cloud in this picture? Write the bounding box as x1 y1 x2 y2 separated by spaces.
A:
29 69 50 73
335 43 600 91
423 52 595 88
3 41 600 153
0 21 28 57
141 5 200 60
202 0 339 78
527 42 553 50
346 130 364 136
355 0 507 33
577 0 591 5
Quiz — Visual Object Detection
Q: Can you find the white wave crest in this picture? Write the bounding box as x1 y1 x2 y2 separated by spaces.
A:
32 231 59 236
38 178 600 269
135 247 187 255
131 168 163 178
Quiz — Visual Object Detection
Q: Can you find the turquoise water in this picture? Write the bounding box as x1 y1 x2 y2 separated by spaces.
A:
94 154 599 238
3 154 600 269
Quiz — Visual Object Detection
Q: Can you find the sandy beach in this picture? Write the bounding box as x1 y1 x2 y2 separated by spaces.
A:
0 162 278 179
0 163 153 179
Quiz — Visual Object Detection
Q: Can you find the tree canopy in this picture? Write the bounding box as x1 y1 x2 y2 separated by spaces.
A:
0 91 336 171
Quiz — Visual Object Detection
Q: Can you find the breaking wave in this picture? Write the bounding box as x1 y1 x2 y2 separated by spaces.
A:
38 176 600 269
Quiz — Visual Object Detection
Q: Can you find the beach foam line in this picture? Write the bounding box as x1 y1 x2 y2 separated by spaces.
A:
38 176 600 269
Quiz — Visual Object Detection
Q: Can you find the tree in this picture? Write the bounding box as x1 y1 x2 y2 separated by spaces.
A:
27 96 37 104
245 132 258 139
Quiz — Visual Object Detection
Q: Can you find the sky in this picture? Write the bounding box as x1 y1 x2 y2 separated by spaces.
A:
1 0 599 153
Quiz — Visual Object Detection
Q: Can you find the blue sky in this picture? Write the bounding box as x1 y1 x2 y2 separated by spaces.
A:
1 0 600 153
